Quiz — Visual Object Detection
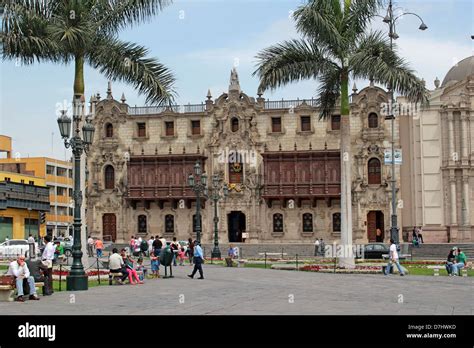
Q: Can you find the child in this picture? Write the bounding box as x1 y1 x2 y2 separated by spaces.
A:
150 251 160 278
121 249 143 285
136 257 147 282
178 247 186 266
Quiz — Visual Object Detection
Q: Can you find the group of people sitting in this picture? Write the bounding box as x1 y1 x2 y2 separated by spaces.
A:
445 247 467 276
412 227 424 247
109 248 145 285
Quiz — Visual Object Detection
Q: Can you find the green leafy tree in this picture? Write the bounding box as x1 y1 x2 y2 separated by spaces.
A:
254 0 428 267
1 0 176 104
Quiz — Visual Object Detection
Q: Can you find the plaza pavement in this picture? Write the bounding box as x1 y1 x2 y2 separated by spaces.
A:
0 264 472 315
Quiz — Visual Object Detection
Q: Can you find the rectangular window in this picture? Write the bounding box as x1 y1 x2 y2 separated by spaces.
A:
68 169 73 178
46 165 55 175
165 121 174 136
137 123 146 137
69 208 74 216
68 188 73 197
191 120 200 135
271 117 282 133
56 167 67 177
29 181 34 185
301 116 311 132
57 187 67 196
331 115 341 130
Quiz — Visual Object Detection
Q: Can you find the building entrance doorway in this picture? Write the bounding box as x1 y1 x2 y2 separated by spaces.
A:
227 211 246 243
367 211 384 242
103 213 117 242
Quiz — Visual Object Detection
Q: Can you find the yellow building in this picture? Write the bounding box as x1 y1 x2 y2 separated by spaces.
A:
0 135 73 237
0 171 49 241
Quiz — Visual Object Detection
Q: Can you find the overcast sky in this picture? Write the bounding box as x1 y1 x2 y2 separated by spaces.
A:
1 0 473 160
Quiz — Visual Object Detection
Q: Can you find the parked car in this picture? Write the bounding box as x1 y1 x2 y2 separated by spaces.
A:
55 237 73 257
0 239 40 259
357 243 390 259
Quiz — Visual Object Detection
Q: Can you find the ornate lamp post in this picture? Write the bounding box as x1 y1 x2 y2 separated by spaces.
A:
57 96 95 291
188 161 207 243
210 174 228 259
378 0 427 244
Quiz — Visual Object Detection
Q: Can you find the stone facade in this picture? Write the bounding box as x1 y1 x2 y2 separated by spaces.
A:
400 56 474 243
86 69 400 244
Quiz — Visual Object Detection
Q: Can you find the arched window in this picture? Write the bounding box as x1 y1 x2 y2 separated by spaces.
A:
165 214 174 233
273 213 283 233
104 165 115 189
333 213 341 232
138 215 147 233
105 123 113 137
368 113 378 128
368 158 381 184
231 117 239 132
303 213 313 232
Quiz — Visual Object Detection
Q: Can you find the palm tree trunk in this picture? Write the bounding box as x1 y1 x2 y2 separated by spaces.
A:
339 69 355 268
73 55 85 97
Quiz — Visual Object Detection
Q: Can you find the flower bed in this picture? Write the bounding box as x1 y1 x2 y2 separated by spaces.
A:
300 264 382 274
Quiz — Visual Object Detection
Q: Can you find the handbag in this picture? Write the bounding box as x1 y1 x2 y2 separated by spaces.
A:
0 275 15 286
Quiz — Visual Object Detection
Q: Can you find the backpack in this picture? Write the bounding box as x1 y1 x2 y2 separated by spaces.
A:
140 240 148 251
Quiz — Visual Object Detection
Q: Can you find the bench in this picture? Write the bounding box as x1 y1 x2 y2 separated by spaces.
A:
108 272 124 285
0 282 44 302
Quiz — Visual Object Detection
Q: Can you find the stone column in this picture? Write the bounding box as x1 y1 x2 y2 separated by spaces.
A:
447 112 455 164
461 112 469 163
462 172 470 226
449 172 457 226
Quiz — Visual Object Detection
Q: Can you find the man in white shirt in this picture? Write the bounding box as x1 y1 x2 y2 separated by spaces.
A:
87 235 95 257
314 239 320 256
27 234 35 244
7 256 40 302
109 248 128 283
41 235 55 294
384 239 405 276
147 237 154 257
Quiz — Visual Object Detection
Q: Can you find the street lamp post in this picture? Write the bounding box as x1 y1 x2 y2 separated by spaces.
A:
210 174 229 259
380 0 427 244
188 161 207 244
57 96 95 291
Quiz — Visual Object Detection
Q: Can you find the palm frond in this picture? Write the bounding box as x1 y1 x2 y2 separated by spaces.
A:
1 1 63 63
94 0 172 34
350 31 429 104
316 67 341 120
87 38 176 105
342 0 384 45
253 39 338 92
293 0 344 55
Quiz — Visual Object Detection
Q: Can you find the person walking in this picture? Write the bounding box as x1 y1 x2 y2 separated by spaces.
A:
41 235 55 295
87 235 95 257
147 236 154 257
171 237 180 267
319 239 325 257
384 239 405 276
95 238 104 258
186 238 194 265
314 239 320 257
152 235 163 257
188 241 204 279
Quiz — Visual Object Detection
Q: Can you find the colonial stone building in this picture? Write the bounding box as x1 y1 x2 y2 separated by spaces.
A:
86 68 401 244
400 56 474 243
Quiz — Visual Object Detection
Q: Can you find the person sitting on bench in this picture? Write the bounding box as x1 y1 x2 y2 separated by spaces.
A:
6 256 40 302
109 248 128 284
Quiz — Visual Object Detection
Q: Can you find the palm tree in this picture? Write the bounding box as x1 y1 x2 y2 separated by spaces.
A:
1 0 175 104
254 0 428 268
